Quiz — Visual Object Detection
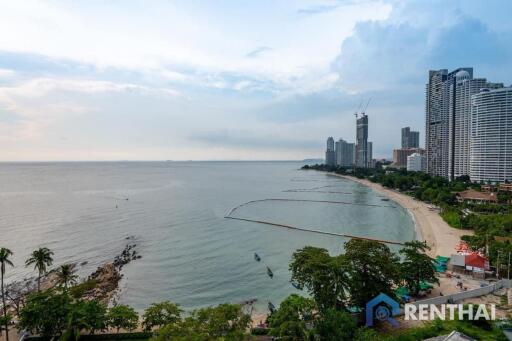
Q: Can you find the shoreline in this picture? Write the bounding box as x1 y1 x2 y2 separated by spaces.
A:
328 173 473 257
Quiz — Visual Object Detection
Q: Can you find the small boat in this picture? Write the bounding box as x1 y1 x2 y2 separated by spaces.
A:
268 301 276 313
254 253 261 262
290 281 302 290
267 267 274 278
381 198 390 201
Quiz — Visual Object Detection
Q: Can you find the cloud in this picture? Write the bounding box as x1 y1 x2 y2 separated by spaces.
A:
245 46 272 58
297 4 340 15
0 0 511 160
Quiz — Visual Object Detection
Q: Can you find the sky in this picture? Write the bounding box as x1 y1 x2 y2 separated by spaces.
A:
0 0 511 161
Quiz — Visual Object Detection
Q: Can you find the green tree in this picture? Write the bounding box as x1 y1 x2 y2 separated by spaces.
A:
19 290 71 337
142 300 182 331
344 239 401 309
25 247 54 292
193 303 251 340
62 300 107 340
0 247 14 341
155 303 250 341
268 294 316 340
315 308 356 341
107 305 138 333
56 264 78 291
82 300 107 334
399 241 439 295
290 246 348 312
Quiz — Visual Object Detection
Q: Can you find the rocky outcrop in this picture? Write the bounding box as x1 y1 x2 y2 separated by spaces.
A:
83 237 141 303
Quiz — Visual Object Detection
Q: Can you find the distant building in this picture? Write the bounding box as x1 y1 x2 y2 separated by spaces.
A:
401 127 420 148
367 141 374 168
470 87 512 183
325 137 336 166
356 114 372 168
407 153 427 172
335 139 355 167
393 148 424 168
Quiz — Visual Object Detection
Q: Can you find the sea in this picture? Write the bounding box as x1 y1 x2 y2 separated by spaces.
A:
0 161 415 314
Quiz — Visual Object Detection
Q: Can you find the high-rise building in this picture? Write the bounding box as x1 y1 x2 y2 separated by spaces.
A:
325 137 336 166
367 141 373 168
355 114 369 168
393 148 425 168
401 127 420 148
407 153 427 172
470 87 512 183
425 68 472 179
447 71 504 180
335 139 355 167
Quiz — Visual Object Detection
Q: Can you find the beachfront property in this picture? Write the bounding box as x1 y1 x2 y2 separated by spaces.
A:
425 67 511 183
470 87 512 183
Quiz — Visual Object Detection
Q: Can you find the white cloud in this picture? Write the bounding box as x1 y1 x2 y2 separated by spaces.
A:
0 0 391 93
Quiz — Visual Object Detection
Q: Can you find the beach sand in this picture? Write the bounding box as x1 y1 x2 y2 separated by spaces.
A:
330 174 473 257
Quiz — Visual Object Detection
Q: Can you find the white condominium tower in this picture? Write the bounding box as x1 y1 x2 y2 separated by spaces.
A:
470 87 512 183
335 139 355 167
448 71 488 180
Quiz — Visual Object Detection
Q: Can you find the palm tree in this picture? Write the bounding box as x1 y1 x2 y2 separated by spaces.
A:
56 264 78 290
0 247 14 341
25 247 54 292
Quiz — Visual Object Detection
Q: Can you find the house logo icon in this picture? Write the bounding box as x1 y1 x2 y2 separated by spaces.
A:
365 293 400 327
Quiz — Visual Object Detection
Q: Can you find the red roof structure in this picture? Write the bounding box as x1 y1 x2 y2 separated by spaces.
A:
465 253 490 270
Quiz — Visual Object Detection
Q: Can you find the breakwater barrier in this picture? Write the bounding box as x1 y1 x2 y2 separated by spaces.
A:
224 216 405 246
283 190 353 194
225 198 397 217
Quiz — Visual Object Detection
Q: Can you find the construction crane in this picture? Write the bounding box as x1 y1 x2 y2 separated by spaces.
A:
353 101 363 119
353 98 372 118
360 98 372 116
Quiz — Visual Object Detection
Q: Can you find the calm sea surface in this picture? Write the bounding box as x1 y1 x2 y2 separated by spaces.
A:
0 161 415 313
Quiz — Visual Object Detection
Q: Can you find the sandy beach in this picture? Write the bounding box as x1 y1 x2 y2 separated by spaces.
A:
330 174 473 257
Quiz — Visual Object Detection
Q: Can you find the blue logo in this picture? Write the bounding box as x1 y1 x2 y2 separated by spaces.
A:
366 293 400 327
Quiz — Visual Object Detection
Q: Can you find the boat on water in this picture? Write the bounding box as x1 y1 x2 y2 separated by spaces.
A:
381 198 390 201
254 253 261 261
267 267 273 278
290 281 302 290
268 301 276 313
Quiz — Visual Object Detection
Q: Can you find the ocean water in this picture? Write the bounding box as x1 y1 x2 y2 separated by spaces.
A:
0 161 415 313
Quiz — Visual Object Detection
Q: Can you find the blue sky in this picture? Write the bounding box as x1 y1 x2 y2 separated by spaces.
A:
0 0 511 161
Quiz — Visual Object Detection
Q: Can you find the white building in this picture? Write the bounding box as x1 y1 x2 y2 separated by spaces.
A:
470 87 512 183
407 153 427 172
335 139 355 167
448 71 489 180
